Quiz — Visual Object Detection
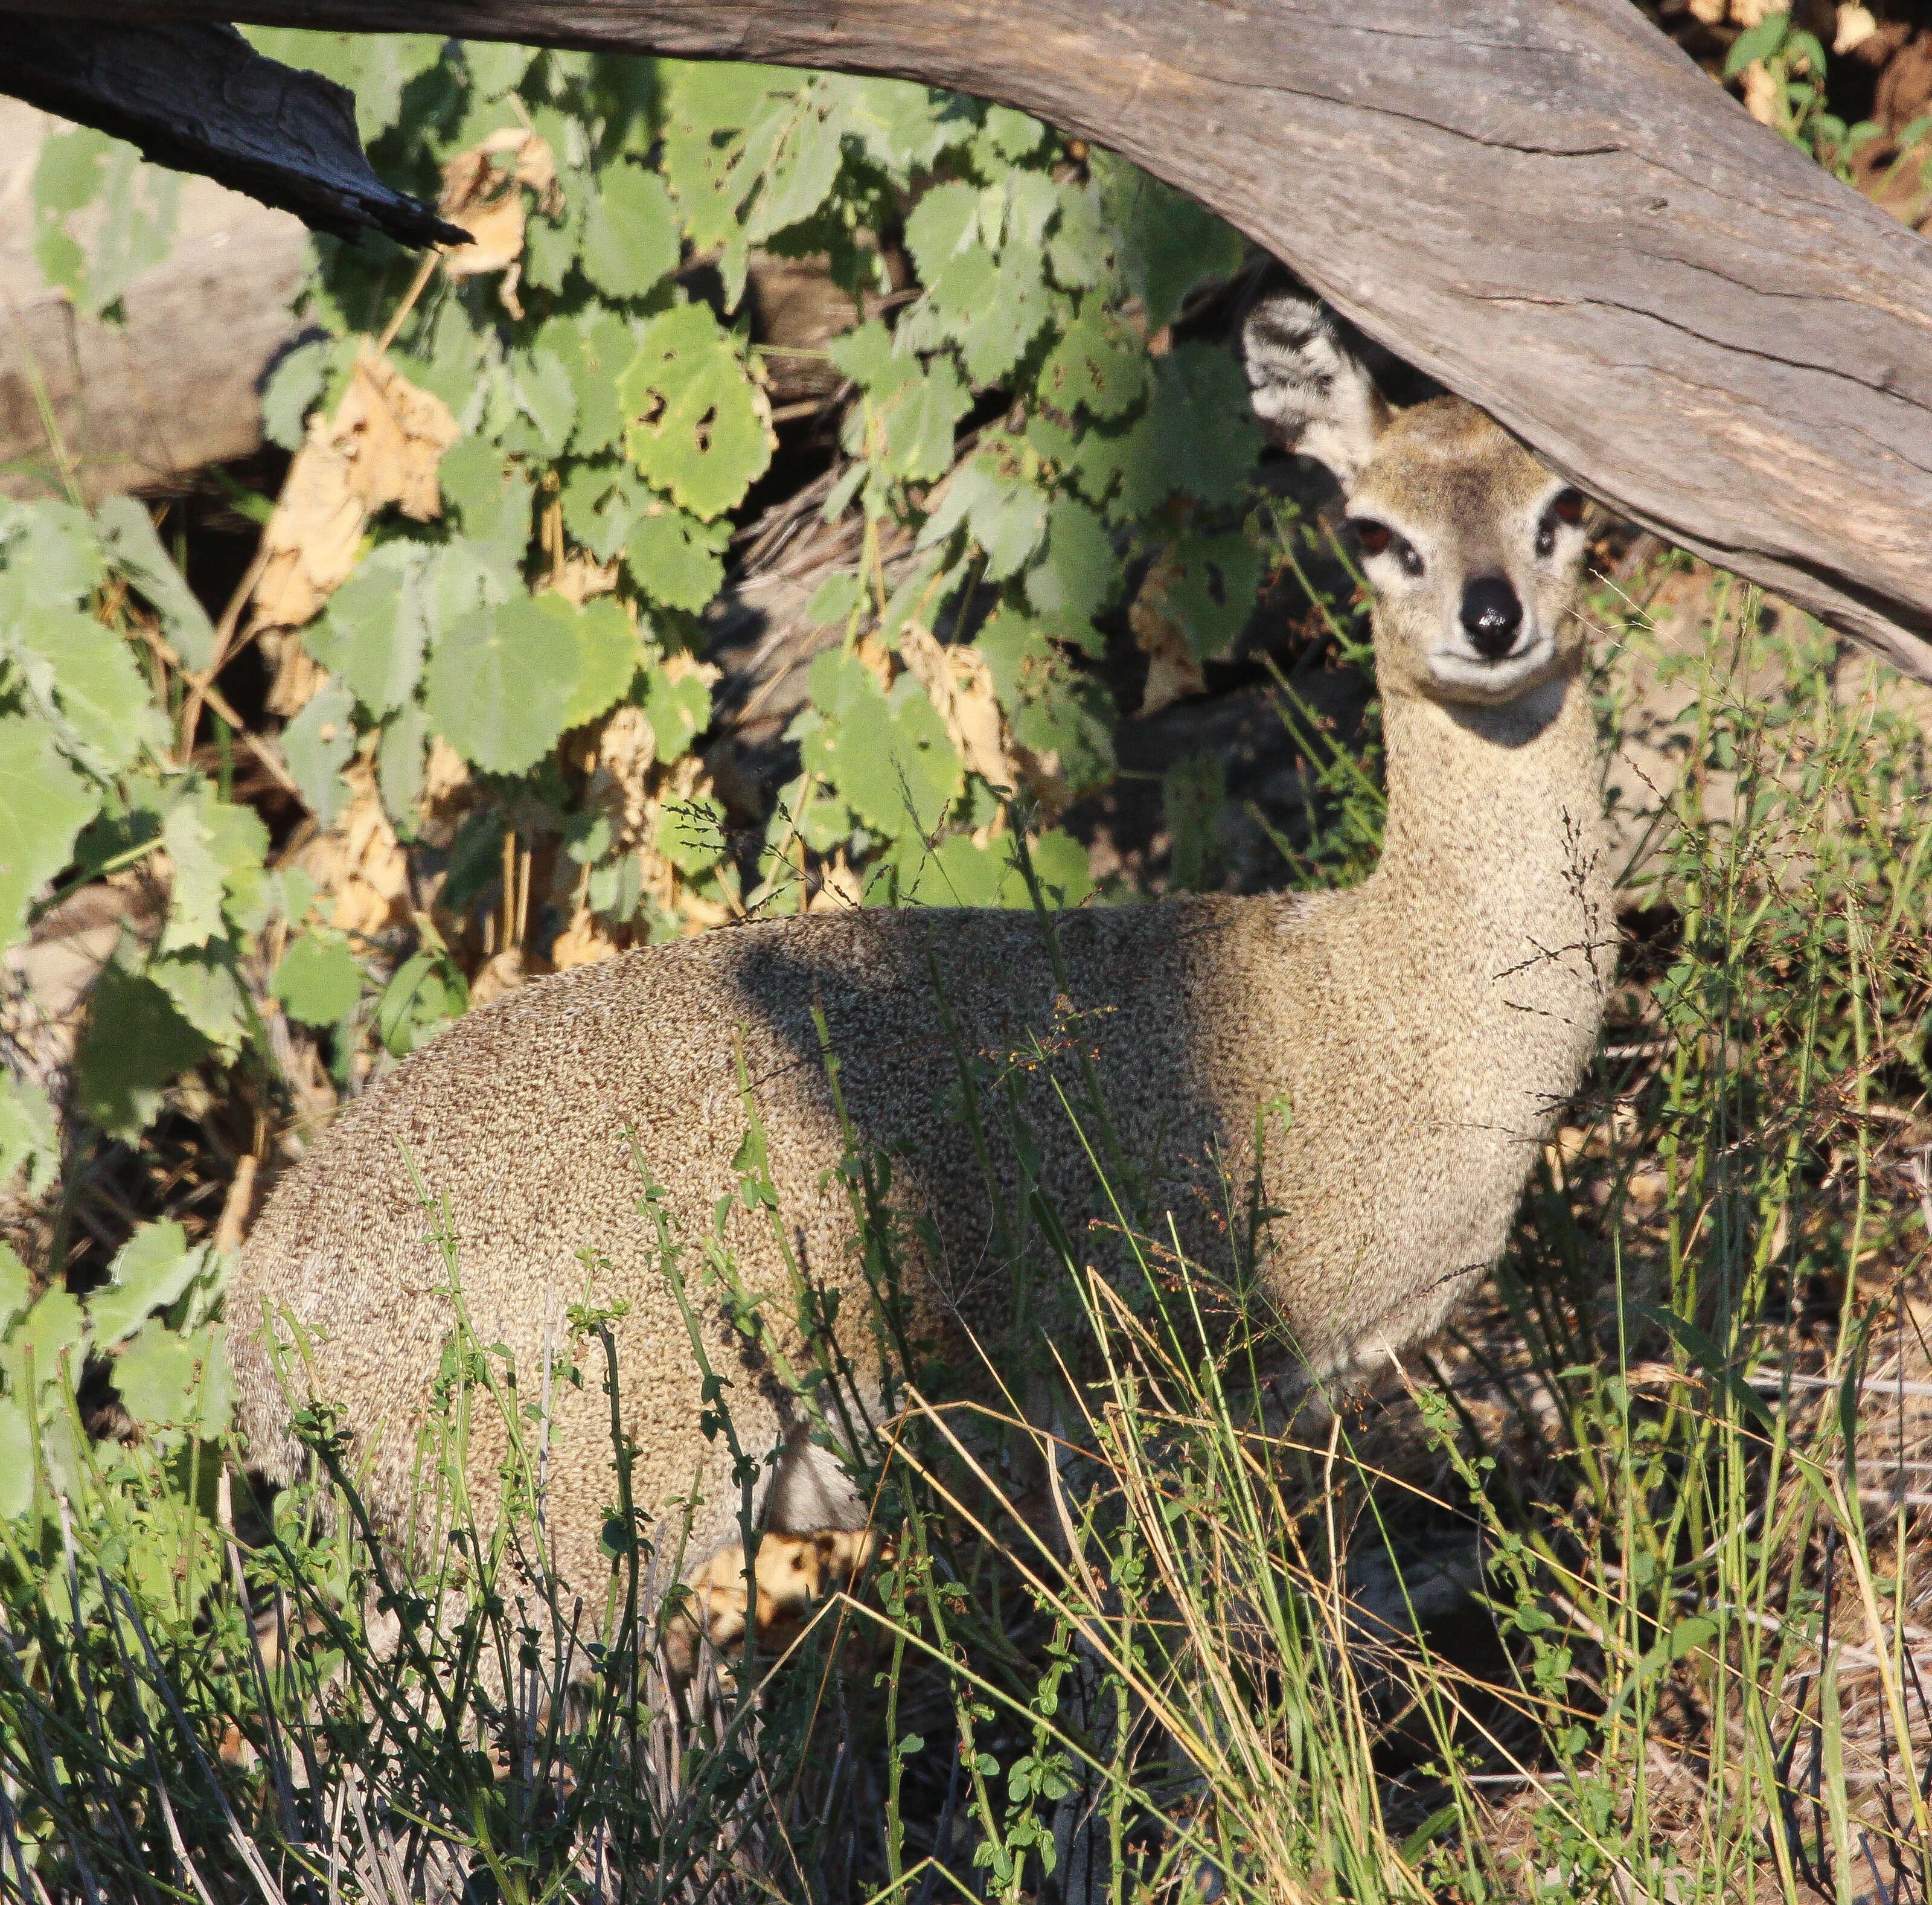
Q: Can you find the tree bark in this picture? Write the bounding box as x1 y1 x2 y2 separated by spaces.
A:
6 2 1931 682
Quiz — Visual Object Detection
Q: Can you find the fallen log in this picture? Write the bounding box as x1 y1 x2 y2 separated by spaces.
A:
4 1 1930 682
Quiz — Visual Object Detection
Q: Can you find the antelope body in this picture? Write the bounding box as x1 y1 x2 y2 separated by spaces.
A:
230 300 1613 1602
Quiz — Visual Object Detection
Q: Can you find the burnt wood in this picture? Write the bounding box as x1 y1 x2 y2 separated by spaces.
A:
4 21 465 248
5 1 1931 680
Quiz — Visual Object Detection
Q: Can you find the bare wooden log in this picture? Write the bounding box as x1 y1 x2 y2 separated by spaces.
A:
4 1 1930 681
2 20 463 248
0 103 309 501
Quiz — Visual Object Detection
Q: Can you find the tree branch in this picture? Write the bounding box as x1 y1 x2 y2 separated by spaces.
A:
4 21 465 248
5 1 1931 679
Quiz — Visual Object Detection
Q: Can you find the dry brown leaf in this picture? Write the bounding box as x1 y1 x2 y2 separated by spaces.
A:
251 345 459 644
298 759 412 942
469 946 531 1006
661 650 724 694
439 128 561 320
1128 548 1208 715
854 629 895 692
1835 4 1878 56
549 904 621 971
900 623 1019 791
1741 59 1780 126
808 849 865 914
543 553 621 607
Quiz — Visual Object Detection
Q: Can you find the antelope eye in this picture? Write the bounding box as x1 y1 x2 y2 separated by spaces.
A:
1349 519 1393 556
1552 488 1585 525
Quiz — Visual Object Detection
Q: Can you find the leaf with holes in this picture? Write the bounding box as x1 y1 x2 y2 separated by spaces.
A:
1041 301 1145 420
620 303 774 520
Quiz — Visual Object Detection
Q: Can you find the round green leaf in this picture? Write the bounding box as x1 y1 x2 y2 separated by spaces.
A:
580 161 680 300
274 930 365 1028
422 597 580 775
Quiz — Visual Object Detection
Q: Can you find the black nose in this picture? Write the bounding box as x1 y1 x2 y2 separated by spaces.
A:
1460 575 1523 659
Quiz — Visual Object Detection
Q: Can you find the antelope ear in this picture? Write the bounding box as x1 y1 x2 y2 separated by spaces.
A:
1241 295 1389 487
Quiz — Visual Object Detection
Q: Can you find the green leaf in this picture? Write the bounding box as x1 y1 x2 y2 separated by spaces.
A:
378 703 428 832
833 327 971 482
275 930 365 1028
1041 302 1145 420
625 504 732 611
423 596 580 774
981 106 1046 161
95 495 216 671
507 344 579 457
1136 522 1264 661
799 651 961 838
655 792 728 874
1725 11 1790 77
641 662 713 762
1026 496 1119 627
918 449 1049 580
377 947 467 1056
1669 1614 1717 1661
0 1077 57 1202
1045 182 1111 291
149 945 251 1054
0 1397 27 1519
920 239 1051 388
305 548 430 717
620 303 773 520
14 1288 84 1391
12 604 158 773
33 125 109 218
114 1321 229 1435
977 606 1116 797
281 676 359 827
5 499 105 610
0 717 100 950
560 313 638 456
260 337 332 452
1100 158 1246 332
1114 345 1262 518
580 161 681 299
204 796 270 935
157 792 231 955
75 964 210 1141
903 181 979 280
563 595 642 729
89 1221 200 1348
0 1244 28 1336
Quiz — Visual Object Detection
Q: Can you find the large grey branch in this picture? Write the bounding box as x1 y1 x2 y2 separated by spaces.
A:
5 1 1930 680
4 21 465 248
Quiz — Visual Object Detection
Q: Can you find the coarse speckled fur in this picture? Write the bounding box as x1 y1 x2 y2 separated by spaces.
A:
230 299 1614 1602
